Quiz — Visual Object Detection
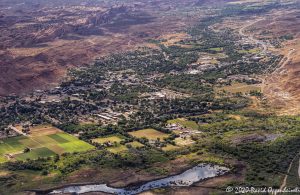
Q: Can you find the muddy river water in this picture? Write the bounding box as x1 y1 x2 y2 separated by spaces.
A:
51 163 229 194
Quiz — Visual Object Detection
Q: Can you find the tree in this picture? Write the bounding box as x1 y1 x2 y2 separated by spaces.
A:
24 147 30 153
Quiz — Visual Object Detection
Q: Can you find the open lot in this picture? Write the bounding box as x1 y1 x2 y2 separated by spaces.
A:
128 129 170 140
215 83 261 94
162 144 180 151
167 118 199 130
0 125 94 162
29 125 62 137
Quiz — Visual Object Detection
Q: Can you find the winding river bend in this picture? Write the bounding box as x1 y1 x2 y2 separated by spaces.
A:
51 164 229 195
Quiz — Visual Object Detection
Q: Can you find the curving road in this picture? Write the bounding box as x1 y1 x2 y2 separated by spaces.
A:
240 19 298 191
239 19 268 53
279 153 300 193
239 19 295 94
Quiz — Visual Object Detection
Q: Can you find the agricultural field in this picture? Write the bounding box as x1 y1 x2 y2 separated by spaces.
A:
92 134 125 144
215 82 261 94
167 118 199 130
126 141 144 148
14 147 56 161
0 125 94 162
107 141 144 154
28 125 62 137
107 145 128 153
174 137 195 146
161 144 180 151
128 129 170 140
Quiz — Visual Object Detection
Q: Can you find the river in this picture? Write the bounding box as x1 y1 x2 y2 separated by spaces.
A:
51 163 229 195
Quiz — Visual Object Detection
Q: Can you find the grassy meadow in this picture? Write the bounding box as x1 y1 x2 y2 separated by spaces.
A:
0 126 94 162
129 129 170 140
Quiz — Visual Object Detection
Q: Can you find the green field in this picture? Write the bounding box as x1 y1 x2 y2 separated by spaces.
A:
14 147 56 161
106 141 144 154
0 137 28 159
126 141 144 148
0 130 94 162
167 118 199 130
58 141 94 153
129 129 170 140
107 145 128 153
48 134 69 143
107 142 144 154
92 135 125 144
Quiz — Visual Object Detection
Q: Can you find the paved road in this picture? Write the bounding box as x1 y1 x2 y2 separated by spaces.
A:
239 19 268 53
239 19 295 94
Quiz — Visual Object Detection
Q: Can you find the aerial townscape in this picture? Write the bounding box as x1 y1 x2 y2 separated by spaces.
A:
0 0 300 194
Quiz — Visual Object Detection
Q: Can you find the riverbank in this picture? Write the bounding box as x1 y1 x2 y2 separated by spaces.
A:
29 160 246 195
49 164 229 194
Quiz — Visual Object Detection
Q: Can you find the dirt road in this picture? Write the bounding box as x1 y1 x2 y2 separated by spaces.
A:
279 154 299 193
274 49 295 74
8 125 26 136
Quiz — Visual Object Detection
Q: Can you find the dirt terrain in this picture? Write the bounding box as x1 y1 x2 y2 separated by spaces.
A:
252 10 300 115
0 0 211 96
214 6 300 115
